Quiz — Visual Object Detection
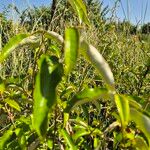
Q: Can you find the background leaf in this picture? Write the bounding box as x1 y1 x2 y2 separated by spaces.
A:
68 0 90 26
130 108 150 145
65 88 108 113
4 99 21 111
73 129 90 141
0 129 13 149
15 128 27 150
60 129 77 150
0 78 5 94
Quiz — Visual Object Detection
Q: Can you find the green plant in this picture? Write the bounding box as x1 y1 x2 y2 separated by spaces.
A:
0 0 150 149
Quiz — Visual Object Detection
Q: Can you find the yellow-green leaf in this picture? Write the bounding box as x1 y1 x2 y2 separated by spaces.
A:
73 129 90 141
115 95 130 128
68 0 90 26
4 99 21 111
65 88 108 113
126 95 142 110
60 129 77 150
0 78 5 94
0 34 29 63
0 129 13 149
133 136 149 150
15 128 27 150
64 28 79 75
130 108 150 145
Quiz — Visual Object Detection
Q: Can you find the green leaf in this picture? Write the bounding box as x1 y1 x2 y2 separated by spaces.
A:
133 136 149 150
63 112 69 127
130 108 150 144
0 129 13 149
94 137 99 149
125 95 143 110
80 41 115 89
115 95 130 128
128 98 142 110
68 0 90 26
73 129 90 141
33 55 63 138
0 78 5 94
60 129 77 150
71 117 88 128
64 28 79 75
65 88 108 113
47 139 53 149
0 34 29 63
50 44 61 57
4 98 21 111
15 128 27 150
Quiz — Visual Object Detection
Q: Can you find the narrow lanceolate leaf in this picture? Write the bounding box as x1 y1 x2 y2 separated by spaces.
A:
130 108 150 145
125 95 142 110
65 88 108 113
64 28 79 75
0 78 5 94
60 129 77 150
0 34 29 63
15 128 27 150
4 99 21 112
134 136 149 150
33 55 63 138
0 129 13 149
73 129 90 141
68 0 90 26
80 41 115 89
115 95 130 128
